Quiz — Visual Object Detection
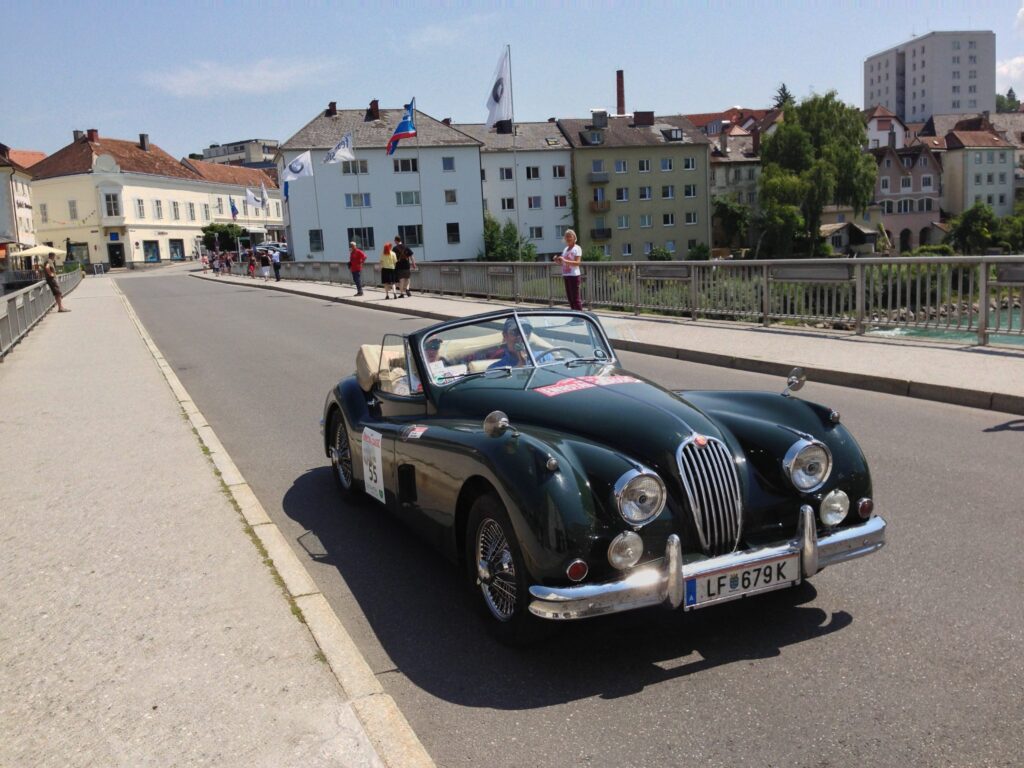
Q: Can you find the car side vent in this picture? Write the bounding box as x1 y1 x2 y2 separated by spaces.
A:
677 436 742 555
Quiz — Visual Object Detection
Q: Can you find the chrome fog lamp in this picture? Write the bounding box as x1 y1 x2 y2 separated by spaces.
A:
819 489 850 526
614 469 666 526
783 439 832 492
608 531 644 570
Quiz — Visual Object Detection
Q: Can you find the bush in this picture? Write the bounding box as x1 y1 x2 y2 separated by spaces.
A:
581 245 607 262
912 244 954 256
686 243 711 261
647 247 672 261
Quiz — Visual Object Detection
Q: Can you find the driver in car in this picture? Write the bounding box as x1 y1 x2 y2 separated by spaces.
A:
489 319 554 369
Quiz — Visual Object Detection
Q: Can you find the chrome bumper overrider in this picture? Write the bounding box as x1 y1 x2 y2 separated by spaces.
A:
528 507 886 620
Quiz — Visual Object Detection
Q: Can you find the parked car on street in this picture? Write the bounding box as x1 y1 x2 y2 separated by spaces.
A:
321 309 886 642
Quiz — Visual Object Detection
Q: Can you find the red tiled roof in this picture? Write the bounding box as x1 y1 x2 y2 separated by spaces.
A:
30 133 201 181
944 130 1013 149
180 158 278 189
683 107 770 129
9 150 45 168
864 105 899 121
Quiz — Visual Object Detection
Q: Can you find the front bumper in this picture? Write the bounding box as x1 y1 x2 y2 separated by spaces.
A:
528 507 886 620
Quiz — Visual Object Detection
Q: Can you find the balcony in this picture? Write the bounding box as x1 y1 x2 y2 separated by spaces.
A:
587 171 609 184
590 200 610 213
590 228 612 240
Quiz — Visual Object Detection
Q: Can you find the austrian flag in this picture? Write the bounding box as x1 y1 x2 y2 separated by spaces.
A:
386 98 417 156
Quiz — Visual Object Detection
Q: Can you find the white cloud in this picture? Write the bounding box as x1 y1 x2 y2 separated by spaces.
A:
1017 2 1024 33
997 55 1024 91
142 58 332 98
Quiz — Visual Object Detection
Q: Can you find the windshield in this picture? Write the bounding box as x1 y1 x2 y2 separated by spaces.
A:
419 314 613 386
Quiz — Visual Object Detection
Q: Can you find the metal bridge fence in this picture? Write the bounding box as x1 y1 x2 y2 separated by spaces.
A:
233 256 1024 346
1 269 83 359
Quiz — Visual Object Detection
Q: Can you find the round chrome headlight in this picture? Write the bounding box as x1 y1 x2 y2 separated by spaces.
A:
819 489 850 526
783 439 832 492
614 469 666 526
608 531 644 570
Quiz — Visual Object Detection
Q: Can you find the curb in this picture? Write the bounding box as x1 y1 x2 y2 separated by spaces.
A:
112 280 435 768
191 272 1024 417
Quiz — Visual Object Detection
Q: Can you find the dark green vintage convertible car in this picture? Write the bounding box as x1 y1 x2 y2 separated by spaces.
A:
322 309 886 642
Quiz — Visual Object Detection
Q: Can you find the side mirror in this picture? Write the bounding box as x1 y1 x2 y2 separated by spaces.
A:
483 410 515 437
782 367 806 397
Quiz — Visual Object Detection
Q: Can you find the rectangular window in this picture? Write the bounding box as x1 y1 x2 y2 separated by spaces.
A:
396 191 421 206
643 242 654 256
202 204 210 221
999 194 1006 205
309 229 324 252
527 196 542 209
528 226 543 240
639 214 652 228
135 199 146 218
615 187 629 202
661 185 675 199
39 202 48 223
901 177 912 190
345 193 371 208
747 191 756 204
975 152 983 164
614 160 627 174
393 158 418 173
526 166 540 179
683 157 696 170
665 240 676 253
1000 152 1008 163
987 173 994 184
242 201 248 216
952 85 960 94
153 200 163 219
500 167 513 181
660 158 673 172
172 201 180 220
552 164 566 178
880 177 890 191
684 184 697 198
188 202 196 221
638 159 651 173
342 160 368 175
216 197 224 214
952 55 960 63
347 227 375 249
480 168 486 181
442 156 455 171
662 213 675 226
687 239 697 251
104 194 120 217
639 186 652 200
397 224 423 246
987 151 994 164
621 243 632 257
952 71 960 80
987 194 994 205
591 159 605 172
501 198 515 210
922 175 932 189
444 189 457 204
447 222 461 243
275 202 281 217
67 200 78 220
617 214 629 229
555 225 569 237
952 100 961 109
999 172 1007 184
553 195 567 208
685 211 697 225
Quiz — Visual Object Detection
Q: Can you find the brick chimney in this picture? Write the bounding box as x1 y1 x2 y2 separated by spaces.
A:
495 120 513 134
86 128 99 142
442 117 451 125
139 133 150 151
720 129 729 154
633 111 654 127
367 99 380 121
73 130 84 141
616 70 625 115
752 126 761 155
0 143 9 161
326 101 337 116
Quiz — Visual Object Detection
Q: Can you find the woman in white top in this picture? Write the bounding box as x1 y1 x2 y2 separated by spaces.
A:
554 229 583 310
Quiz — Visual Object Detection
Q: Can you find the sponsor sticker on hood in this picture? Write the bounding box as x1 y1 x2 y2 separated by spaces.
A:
536 374 640 397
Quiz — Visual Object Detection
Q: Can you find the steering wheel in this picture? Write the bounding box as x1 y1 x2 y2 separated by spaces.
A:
537 346 578 362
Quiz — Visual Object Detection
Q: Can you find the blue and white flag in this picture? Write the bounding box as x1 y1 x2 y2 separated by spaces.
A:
229 197 239 221
246 187 263 209
386 99 417 156
282 150 314 182
324 132 355 164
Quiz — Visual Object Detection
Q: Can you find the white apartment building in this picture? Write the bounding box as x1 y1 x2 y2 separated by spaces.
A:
199 139 279 167
941 130 1015 217
30 129 282 266
0 144 36 269
280 100 484 262
454 122 573 257
864 31 996 122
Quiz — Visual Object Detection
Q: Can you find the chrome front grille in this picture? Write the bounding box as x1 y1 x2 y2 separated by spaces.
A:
677 436 743 555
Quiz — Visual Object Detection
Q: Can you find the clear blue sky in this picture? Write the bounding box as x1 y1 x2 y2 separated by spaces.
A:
4 1 1024 159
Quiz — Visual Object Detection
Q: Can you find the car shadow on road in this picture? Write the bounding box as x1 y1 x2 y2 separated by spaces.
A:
282 467 853 710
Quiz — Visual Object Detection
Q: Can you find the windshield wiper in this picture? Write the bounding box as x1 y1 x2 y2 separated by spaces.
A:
445 367 513 388
565 357 605 367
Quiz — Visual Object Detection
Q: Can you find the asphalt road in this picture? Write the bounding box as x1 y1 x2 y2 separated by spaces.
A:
118 270 1023 768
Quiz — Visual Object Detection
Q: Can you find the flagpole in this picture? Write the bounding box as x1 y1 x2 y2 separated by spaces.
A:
310 154 323 262
414 102 425 263
507 43 522 262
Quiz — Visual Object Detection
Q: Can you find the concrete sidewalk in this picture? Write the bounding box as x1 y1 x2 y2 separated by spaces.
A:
200 270 1024 415
0 276 427 767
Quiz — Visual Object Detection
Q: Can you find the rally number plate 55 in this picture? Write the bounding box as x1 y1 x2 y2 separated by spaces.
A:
684 554 800 609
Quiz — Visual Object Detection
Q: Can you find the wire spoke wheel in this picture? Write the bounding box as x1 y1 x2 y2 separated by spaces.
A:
330 416 353 491
476 518 518 621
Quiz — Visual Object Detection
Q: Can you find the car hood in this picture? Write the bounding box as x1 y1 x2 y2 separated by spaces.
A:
435 364 726 471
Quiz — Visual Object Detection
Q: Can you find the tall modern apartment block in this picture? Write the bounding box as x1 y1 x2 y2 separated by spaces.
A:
863 31 995 122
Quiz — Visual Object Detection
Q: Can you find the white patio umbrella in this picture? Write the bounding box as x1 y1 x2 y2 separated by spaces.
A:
16 244 66 258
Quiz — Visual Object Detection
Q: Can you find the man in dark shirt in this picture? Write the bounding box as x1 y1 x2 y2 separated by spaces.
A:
489 318 534 369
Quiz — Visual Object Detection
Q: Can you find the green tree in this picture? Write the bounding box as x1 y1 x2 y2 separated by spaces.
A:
773 83 794 110
201 223 247 252
647 246 672 261
712 196 751 248
581 245 607 262
685 243 710 261
996 87 1020 113
478 216 537 261
945 202 997 254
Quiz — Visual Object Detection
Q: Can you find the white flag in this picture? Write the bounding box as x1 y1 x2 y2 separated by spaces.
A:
324 132 355 164
281 150 314 182
485 48 512 128
260 181 270 209
246 187 262 209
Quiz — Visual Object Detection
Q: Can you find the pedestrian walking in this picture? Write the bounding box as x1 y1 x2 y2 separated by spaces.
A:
201 254 209 273
247 253 256 278
212 254 222 276
348 242 366 296
554 229 583 310
43 253 70 312
393 235 416 298
271 248 282 282
258 249 271 281
379 242 397 299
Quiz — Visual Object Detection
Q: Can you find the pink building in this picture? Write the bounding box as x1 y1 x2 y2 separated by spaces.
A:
870 143 945 251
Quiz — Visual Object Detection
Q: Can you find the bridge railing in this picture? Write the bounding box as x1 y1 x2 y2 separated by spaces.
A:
0 270 83 359
233 256 1024 346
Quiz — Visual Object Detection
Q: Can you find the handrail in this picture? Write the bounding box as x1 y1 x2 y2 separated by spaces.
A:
1 270 83 359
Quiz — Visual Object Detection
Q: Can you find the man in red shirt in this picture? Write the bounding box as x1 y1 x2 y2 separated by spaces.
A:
348 241 367 296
